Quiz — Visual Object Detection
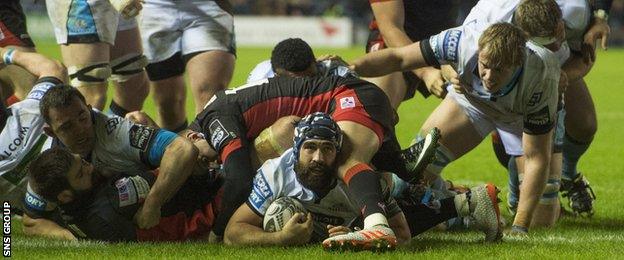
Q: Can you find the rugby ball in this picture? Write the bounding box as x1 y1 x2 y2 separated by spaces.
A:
263 197 308 232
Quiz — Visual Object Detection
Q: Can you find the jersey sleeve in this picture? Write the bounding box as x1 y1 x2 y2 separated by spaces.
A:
247 60 275 83
246 160 282 216
78 214 137 242
104 115 175 169
422 26 466 67
522 52 560 135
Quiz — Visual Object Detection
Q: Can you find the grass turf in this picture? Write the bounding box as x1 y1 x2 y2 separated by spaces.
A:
7 40 624 258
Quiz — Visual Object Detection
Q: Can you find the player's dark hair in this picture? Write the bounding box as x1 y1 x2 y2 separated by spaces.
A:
40 84 87 125
271 38 315 73
28 147 74 202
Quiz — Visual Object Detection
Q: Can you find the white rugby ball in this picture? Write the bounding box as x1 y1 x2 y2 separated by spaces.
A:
263 197 308 232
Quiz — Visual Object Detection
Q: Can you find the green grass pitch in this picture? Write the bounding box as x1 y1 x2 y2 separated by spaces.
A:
7 39 624 258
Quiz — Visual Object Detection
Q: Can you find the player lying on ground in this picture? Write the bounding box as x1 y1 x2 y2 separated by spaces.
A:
350 22 560 235
26 147 221 242
181 71 441 250
224 113 502 248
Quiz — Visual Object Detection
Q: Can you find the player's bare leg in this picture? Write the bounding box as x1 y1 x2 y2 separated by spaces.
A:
561 79 597 216
151 75 187 130
419 97 482 184
187 50 235 113
109 27 149 114
363 72 408 110
60 43 110 110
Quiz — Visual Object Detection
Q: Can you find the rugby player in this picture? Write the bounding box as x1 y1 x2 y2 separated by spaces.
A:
141 0 236 131
349 22 560 234
365 0 457 108
22 85 198 238
224 113 502 248
27 147 222 242
182 73 440 250
1 47 66 216
246 38 356 84
0 0 37 104
45 0 149 115
463 0 605 216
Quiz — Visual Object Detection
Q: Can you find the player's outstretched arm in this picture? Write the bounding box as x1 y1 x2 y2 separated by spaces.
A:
0 47 66 82
134 136 198 229
22 214 76 240
513 130 553 231
350 42 429 78
224 204 312 246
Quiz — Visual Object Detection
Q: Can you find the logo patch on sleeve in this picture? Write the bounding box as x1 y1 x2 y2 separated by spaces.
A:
24 189 47 211
527 92 543 107
249 173 273 210
115 176 150 207
443 29 462 62
208 119 231 149
339 96 356 109
129 125 156 152
526 106 551 126
26 82 55 101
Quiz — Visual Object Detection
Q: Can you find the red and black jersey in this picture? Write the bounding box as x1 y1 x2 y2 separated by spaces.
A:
0 0 35 47
58 172 222 242
190 75 396 155
367 0 455 43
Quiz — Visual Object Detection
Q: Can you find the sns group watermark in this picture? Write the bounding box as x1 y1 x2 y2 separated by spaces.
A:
3 201 10 257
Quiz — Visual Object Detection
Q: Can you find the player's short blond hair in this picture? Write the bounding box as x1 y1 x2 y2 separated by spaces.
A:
478 23 527 68
513 0 562 38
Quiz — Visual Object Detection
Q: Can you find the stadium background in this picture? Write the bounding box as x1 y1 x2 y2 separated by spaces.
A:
8 0 624 258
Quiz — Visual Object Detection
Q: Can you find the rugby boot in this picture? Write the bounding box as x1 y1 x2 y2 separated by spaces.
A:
456 183 503 241
560 173 596 217
322 225 397 252
401 127 441 183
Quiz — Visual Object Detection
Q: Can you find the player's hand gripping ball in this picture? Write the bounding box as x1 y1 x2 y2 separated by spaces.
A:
263 197 309 232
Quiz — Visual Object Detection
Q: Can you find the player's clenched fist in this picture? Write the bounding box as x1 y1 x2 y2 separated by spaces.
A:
134 205 162 229
278 212 313 245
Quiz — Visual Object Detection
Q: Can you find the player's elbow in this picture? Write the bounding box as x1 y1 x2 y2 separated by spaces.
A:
40 59 67 83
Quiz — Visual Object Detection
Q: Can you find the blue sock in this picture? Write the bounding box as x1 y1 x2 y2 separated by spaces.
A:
562 132 591 181
507 156 519 209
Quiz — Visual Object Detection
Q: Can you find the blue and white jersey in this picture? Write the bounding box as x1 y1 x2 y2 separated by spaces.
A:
1 79 57 208
247 149 400 232
427 21 560 135
88 111 178 175
463 0 591 60
246 59 357 84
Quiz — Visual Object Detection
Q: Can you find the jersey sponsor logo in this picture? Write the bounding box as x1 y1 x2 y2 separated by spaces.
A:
105 118 120 134
312 212 345 226
0 127 29 160
339 96 355 109
443 29 462 62
129 125 156 152
253 173 273 199
26 82 55 101
208 119 230 150
24 189 47 211
528 92 543 107
526 106 551 126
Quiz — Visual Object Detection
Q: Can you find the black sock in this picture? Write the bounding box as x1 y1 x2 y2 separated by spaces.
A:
399 197 457 236
109 100 130 117
347 169 386 217
211 143 256 236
